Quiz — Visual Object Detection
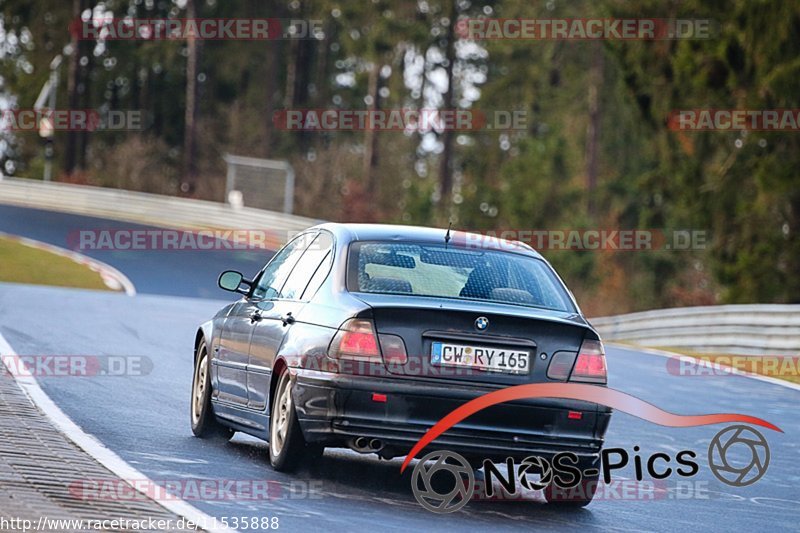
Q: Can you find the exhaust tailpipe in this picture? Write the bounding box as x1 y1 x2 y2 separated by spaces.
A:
349 436 371 453
349 436 383 453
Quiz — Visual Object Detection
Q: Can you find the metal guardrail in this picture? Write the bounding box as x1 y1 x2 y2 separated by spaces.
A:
0 177 319 248
591 304 800 355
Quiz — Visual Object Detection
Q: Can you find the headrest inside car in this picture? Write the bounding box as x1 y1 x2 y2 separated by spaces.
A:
365 277 413 293
489 287 535 304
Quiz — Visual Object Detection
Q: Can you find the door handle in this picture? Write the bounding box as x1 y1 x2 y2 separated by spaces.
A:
280 312 295 326
250 311 262 323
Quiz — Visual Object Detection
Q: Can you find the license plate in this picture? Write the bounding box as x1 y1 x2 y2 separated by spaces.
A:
431 341 531 374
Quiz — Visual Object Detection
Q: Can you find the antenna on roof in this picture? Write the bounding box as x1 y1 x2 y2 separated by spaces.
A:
444 221 452 249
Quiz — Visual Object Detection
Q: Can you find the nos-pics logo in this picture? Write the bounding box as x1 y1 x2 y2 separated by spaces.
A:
410 425 770 513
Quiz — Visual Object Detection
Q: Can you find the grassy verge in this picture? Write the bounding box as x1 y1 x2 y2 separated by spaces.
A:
0 236 114 291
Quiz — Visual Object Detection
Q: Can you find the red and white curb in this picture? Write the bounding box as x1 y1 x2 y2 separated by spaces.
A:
0 231 136 296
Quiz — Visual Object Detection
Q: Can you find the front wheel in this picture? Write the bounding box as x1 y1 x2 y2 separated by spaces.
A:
269 367 318 471
190 340 233 439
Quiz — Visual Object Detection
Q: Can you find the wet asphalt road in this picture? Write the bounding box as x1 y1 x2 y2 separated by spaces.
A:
0 204 797 531
0 282 797 532
0 204 273 299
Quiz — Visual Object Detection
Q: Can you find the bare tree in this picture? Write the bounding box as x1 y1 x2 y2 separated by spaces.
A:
437 0 458 204
64 0 85 176
585 41 604 216
362 62 381 197
182 0 199 194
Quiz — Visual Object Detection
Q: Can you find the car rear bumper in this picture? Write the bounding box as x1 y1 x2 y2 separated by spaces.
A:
291 368 611 462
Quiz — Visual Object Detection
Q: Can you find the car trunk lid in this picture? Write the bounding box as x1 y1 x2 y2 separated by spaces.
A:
353 293 592 386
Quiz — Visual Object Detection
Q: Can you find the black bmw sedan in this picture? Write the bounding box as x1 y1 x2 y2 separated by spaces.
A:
190 223 610 503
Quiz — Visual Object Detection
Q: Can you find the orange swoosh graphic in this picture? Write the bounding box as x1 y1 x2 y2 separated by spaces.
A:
400 383 781 473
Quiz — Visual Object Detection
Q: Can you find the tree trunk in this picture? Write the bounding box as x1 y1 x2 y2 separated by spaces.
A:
63 0 82 176
362 62 381 197
284 39 298 108
314 22 331 108
263 45 277 157
76 45 93 171
182 0 199 195
437 0 458 204
585 41 604 216
416 45 429 147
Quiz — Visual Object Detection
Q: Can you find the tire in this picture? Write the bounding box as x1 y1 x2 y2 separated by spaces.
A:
190 339 233 439
268 366 317 472
467 457 485 471
543 465 599 507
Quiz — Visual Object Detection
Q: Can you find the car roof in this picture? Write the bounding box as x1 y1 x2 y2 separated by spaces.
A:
308 222 543 259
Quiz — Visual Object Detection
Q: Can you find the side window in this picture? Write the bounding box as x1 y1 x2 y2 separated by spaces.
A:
300 249 333 300
251 233 315 300
280 232 333 300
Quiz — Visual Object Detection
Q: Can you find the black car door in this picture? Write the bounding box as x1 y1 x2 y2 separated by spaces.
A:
215 301 258 405
246 231 333 411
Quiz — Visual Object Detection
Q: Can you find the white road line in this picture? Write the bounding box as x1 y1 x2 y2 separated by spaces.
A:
0 231 136 296
0 332 237 533
610 343 800 393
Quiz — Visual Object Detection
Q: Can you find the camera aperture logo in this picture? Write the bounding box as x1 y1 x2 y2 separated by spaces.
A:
708 425 769 487
410 451 475 513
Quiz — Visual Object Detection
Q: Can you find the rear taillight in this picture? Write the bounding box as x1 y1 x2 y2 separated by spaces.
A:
569 339 607 383
329 319 380 360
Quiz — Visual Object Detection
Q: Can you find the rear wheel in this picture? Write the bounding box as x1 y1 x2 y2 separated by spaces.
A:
269 367 319 471
191 340 233 439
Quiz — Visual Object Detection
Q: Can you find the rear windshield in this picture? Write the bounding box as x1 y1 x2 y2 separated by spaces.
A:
347 242 575 312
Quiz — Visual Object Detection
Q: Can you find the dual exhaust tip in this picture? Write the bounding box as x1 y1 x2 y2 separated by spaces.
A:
351 436 383 453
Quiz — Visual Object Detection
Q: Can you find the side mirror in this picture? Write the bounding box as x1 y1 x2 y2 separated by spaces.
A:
218 270 247 293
